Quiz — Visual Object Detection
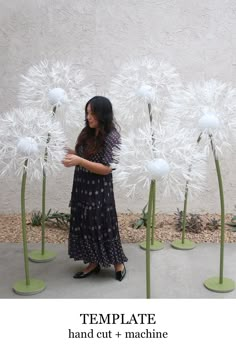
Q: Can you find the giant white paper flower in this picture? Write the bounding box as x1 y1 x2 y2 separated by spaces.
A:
18 60 94 129
168 79 236 156
112 122 207 200
109 57 182 129
0 107 66 180
168 80 236 291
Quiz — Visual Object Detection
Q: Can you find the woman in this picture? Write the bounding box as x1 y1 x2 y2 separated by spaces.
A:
63 96 127 281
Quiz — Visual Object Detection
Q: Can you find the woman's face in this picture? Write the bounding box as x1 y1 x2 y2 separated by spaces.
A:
86 104 99 129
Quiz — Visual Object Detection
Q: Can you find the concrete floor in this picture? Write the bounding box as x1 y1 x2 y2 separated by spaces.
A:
0 242 236 298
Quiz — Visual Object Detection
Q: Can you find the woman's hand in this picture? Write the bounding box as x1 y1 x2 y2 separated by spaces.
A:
63 154 81 167
63 154 112 175
65 147 76 154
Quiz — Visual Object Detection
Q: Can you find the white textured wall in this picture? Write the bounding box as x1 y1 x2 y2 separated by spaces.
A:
0 0 236 214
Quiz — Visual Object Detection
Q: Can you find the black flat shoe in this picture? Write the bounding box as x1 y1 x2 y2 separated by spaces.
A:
115 265 126 281
73 264 100 279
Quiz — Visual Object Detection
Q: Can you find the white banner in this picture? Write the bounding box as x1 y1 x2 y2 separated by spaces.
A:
1 299 235 353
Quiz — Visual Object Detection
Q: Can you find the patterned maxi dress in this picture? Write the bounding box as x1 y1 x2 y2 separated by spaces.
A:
68 128 128 267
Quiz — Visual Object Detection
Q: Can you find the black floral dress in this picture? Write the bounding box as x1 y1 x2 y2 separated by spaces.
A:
68 128 128 267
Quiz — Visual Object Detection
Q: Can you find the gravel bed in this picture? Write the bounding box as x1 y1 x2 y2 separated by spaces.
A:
0 213 235 244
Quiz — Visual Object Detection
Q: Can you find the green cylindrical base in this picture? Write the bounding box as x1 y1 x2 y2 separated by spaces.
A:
13 278 46 295
139 240 164 251
29 250 56 263
171 239 196 250
204 277 235 293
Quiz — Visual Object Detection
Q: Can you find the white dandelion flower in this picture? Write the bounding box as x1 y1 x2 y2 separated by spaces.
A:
48 87 68 107
0 107 66 180
0 107 67 294
18 60 94 129
146 158 170 178
198 111 221 131
17 137 39 156
168 79 236 289
112 122 207 201
110 57 182 130
168 79 236 157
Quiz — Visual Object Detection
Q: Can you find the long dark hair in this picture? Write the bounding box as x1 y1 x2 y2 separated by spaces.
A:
76 96 117 158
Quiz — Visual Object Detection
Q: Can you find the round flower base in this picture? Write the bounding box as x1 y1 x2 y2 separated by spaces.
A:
13 279 46 295
171 239 196 250
139 240 164 251
204 277 235 293
28 250 56 263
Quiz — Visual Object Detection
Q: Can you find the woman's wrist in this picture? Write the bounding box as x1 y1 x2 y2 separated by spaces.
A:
77 156 83 166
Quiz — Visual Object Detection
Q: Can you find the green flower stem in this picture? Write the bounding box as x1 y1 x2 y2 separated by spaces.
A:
181 186 188 244
146 180 155 299
41 106 56 254
215 158 225 284
151 179 156 245
41 168 46 254
41 132 51 255
148 102 155 148
148 102 156 245
181 134 202 244
210 136 224 284
197 133 202 143
148 103 153 123
21 159 30 285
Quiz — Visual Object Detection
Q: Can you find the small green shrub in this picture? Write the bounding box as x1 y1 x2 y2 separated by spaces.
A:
31 209 70 229
205 217 220 231
226 216 236 232
174 208 204 233
132 204 148 229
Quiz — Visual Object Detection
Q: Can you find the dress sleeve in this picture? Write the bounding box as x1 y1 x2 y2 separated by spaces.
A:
101 129 121 166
